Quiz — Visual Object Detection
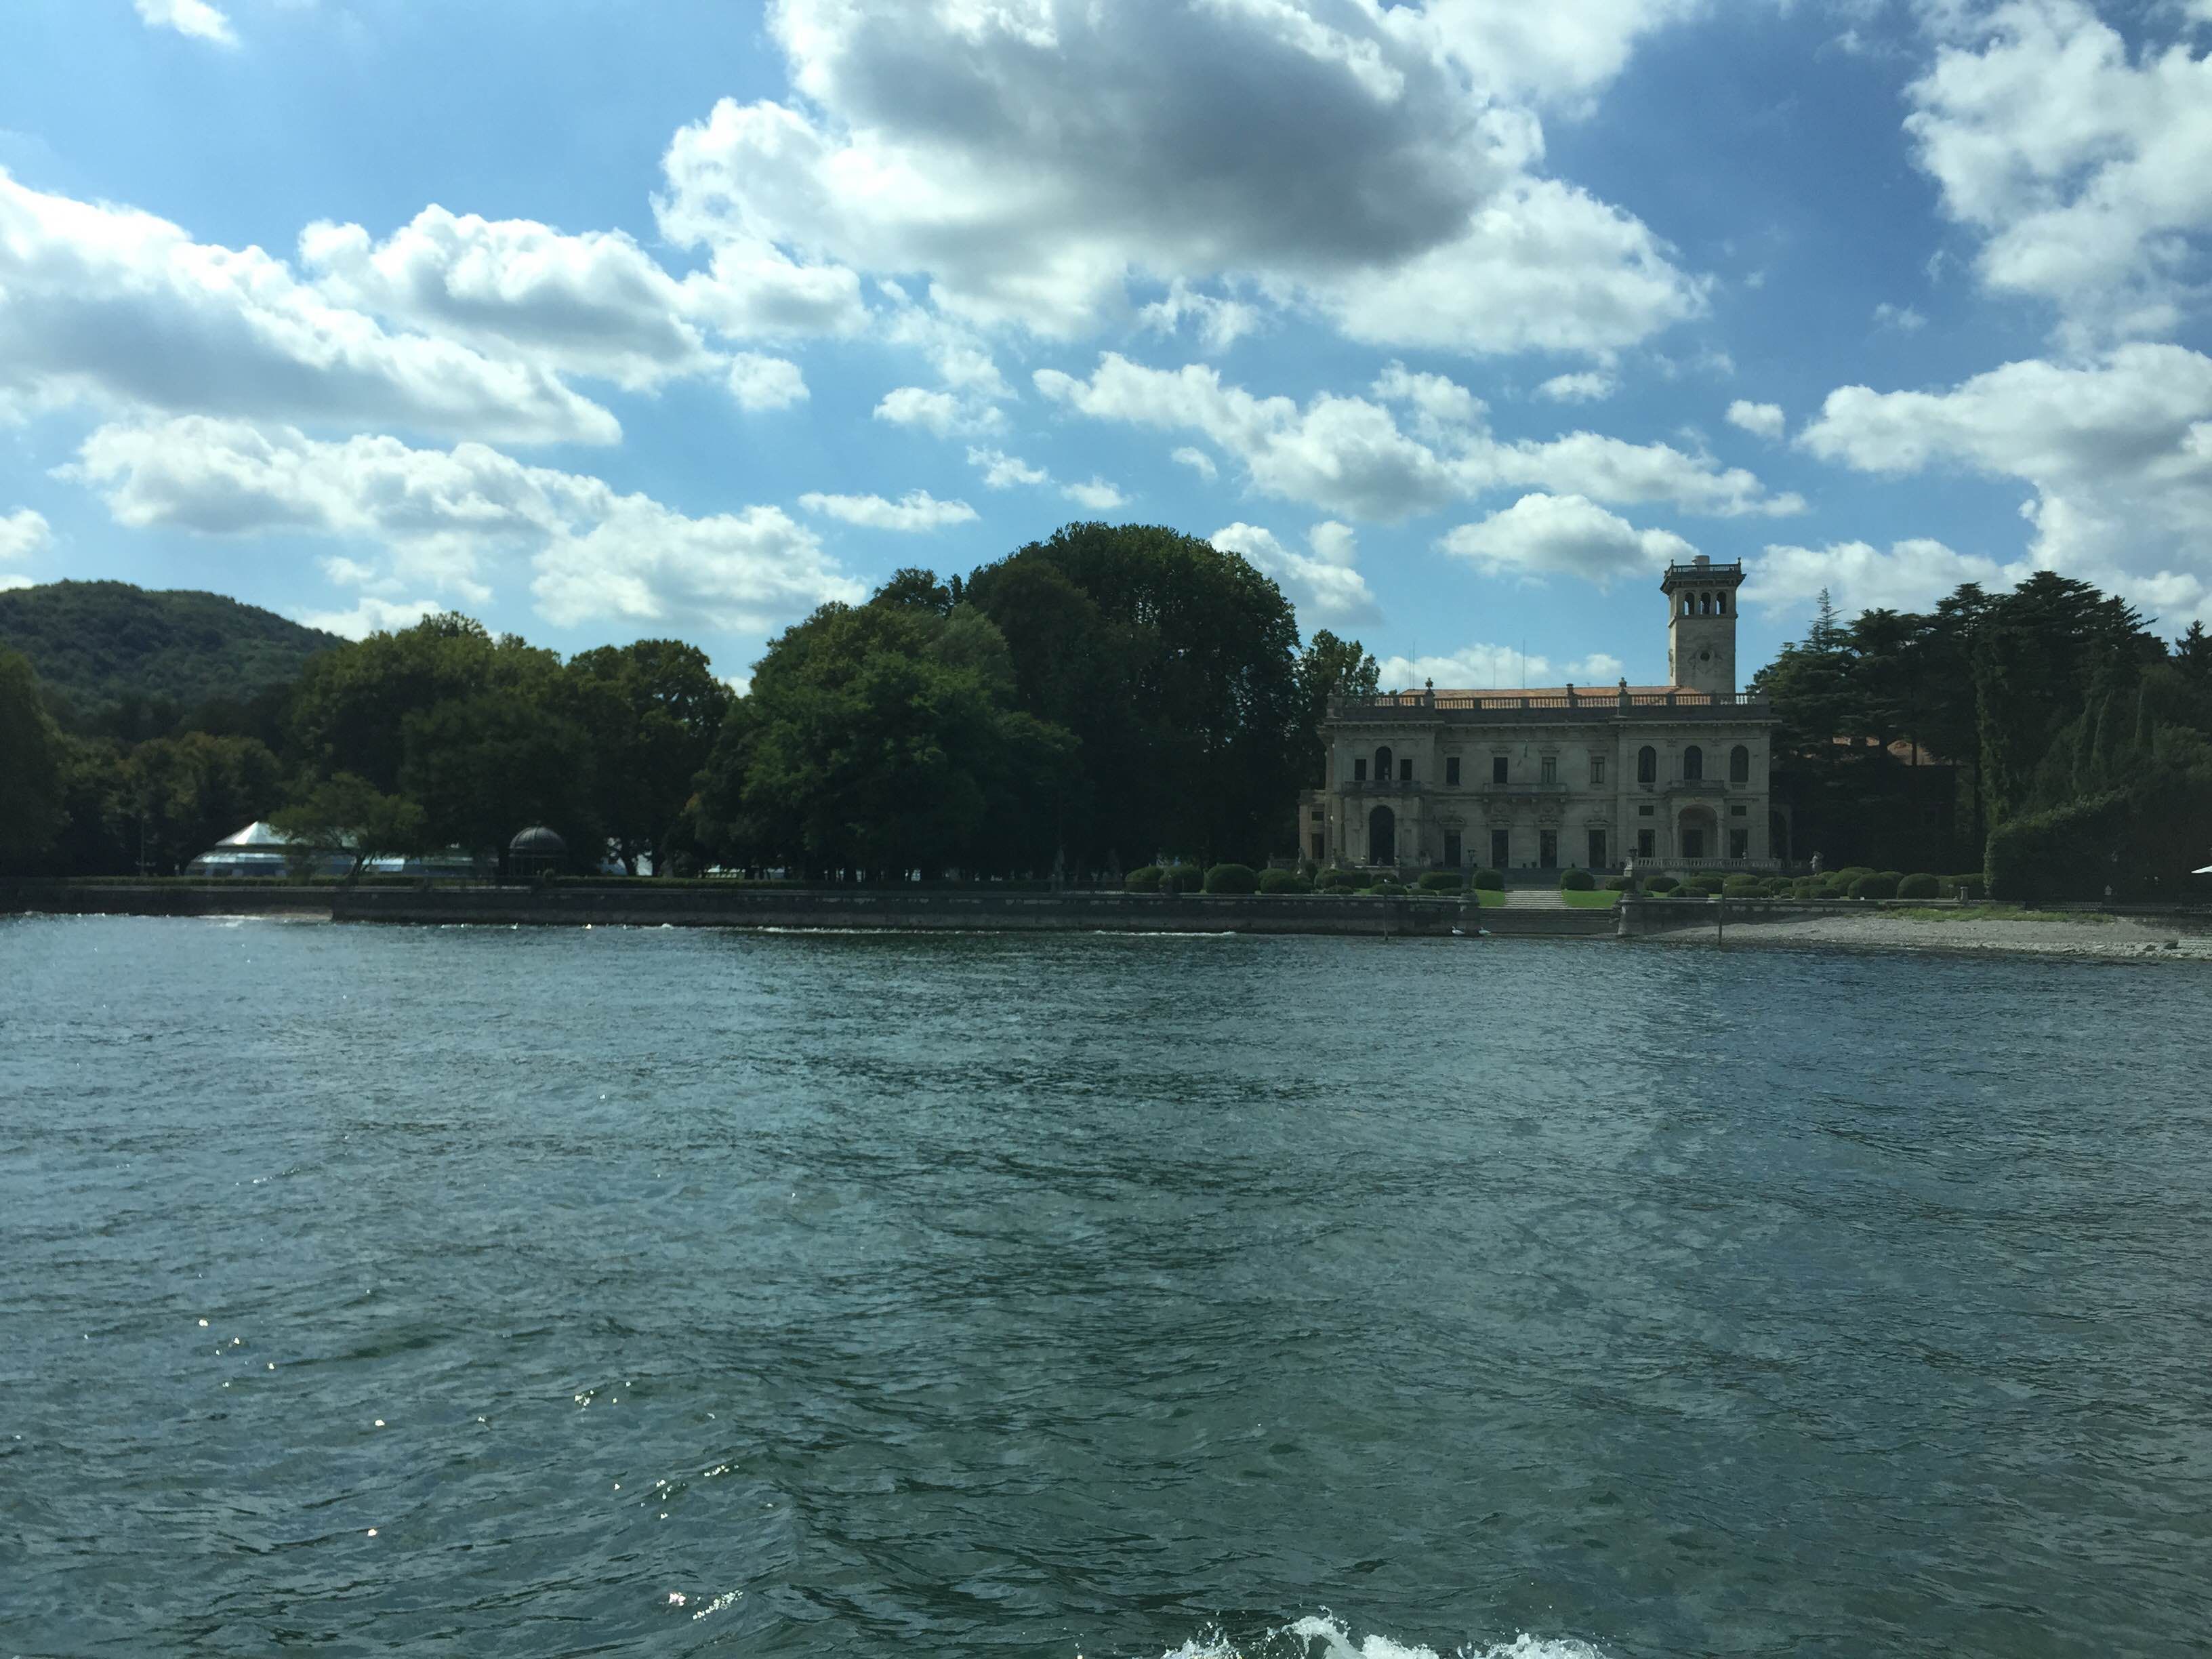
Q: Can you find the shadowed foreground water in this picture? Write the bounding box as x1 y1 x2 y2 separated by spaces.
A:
1 916 2208 1658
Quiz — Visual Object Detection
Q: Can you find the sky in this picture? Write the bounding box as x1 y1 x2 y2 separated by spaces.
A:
3 0 2211 693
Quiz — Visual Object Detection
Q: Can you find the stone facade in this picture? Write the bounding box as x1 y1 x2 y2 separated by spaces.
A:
1300 556 1781 875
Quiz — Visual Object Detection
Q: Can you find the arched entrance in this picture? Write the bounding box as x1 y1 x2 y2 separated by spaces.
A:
1677 805 1719 861
1368 804 1396 866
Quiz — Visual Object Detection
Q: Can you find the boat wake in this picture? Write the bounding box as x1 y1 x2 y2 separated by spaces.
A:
1153 1615 1605 1659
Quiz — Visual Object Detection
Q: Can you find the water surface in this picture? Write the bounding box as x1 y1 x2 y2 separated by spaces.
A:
2 917 2207 1657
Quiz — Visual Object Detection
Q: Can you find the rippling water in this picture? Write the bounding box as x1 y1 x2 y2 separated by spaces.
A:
2 916 2208 1658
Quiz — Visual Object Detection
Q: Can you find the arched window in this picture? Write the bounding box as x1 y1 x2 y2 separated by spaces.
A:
1683 745 1704 781
1715 592 1728 615
1637 745 1656 784
1729 743 1750 784
1681 595 1694 617
1374 745 1393 781
1368 804 1396 865
1699 592 1712 615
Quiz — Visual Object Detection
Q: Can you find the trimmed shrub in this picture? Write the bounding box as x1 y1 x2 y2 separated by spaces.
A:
1896 872 1942 900
1126 865 1164 893
1418 871 1465 893
1323 881 1357 894
1161 864 1204 894
1722 874 1763 896
1559 867 1597 891
1472 868 1505 890
1685 872 1727 895
1950 873 1987 900
1645 874 1681 894
1848 872 1901 901
1365 878 1408 896
1203 862 1258 895
1256 867 1311 895
1601 876 1632 892
1317 866 1357 889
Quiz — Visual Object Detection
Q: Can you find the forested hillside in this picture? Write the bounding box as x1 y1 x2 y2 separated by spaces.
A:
0 581 339 721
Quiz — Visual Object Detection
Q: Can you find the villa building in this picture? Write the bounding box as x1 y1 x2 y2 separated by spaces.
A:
1301 556 1782 874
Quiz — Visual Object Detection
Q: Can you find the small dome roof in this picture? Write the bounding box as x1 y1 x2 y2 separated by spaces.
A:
509 825 567 855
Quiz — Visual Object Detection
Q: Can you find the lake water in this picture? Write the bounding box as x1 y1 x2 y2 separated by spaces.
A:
2 916 2208 1658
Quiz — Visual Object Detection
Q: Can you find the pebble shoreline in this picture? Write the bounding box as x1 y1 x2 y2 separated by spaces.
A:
1644 910 2212 962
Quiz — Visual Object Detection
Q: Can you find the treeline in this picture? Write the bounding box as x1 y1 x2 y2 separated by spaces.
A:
1755 573 2212 898
0 524 1380 880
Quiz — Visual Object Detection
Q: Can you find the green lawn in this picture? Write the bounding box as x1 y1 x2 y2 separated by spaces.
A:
1560 889 1621 909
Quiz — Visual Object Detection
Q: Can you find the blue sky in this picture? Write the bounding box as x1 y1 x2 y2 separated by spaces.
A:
3 0 2209 691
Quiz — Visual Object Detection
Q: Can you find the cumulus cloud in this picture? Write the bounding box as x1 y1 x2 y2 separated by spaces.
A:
1536 371 1617 403
136 0 234 45
1374 643 1626 693
1210 520 1380 624
63 417 863 632
654 0 1706 355
1438 493 1695 587
0 169 619 444
1727 400 1786 440
1171 447 1218 481
726 352 808 410
967 447 1049 489
1137 281 1263 352
1037 352 1801 522
1744 538 2024 617
1799 343 2212 620
0 508 52 562
797 489 979 531
298 595 442 640
1906 0 2212 337
1061 477 1129 511
873 386 1002 437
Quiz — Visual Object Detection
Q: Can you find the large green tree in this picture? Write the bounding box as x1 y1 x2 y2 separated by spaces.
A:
0 647 68 868
565 640 733 872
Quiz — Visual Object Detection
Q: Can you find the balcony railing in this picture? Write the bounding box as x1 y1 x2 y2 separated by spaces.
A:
1330 689 1770 717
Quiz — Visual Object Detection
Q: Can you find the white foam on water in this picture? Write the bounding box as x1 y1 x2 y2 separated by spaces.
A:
1145 1618 1606 1659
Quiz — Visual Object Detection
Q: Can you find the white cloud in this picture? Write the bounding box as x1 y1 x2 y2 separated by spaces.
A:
1744 538 2024 617
654 0 1706 356
298 596 441 640
1872 301 1926 332
1137 281 1263 352
872 386 1002 437
1906 0 2212 337
136 0 234 46
797 489 979 531
1439 493 1694 587
1171 446 1218 481
62 416 863 631
1375 642 1575 692
967 447 1049 489
1727 399 1786 440
1799 343 2212 620
1038 352 1800 522
1212 520 1381 625
1536 371 1617 403
1061 477 1129 511
0 575 35 592
0 508 52 562
0 169 619 445
726 352 808 410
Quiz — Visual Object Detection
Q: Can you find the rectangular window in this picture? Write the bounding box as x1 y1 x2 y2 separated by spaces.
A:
1638 804 1654 817
1729 828 1750 859
1399 758 1413 782
1540 755 1557 784
1492 754 1509 784
1637 828 1656 859
1590 756 1606 785
1491 827 1511 868
1539 829 1558 869
1588 829 1607 868
1729 804 1746 817
1311 833 1326 862
1353 758 1368 781
1443 831 1462 867
1683 827 1706 859
1446 756 1460 786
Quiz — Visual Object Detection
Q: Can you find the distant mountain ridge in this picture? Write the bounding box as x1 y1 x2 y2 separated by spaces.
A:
0 580 341 716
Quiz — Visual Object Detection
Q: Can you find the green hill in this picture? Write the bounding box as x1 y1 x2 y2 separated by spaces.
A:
0 581 341 716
